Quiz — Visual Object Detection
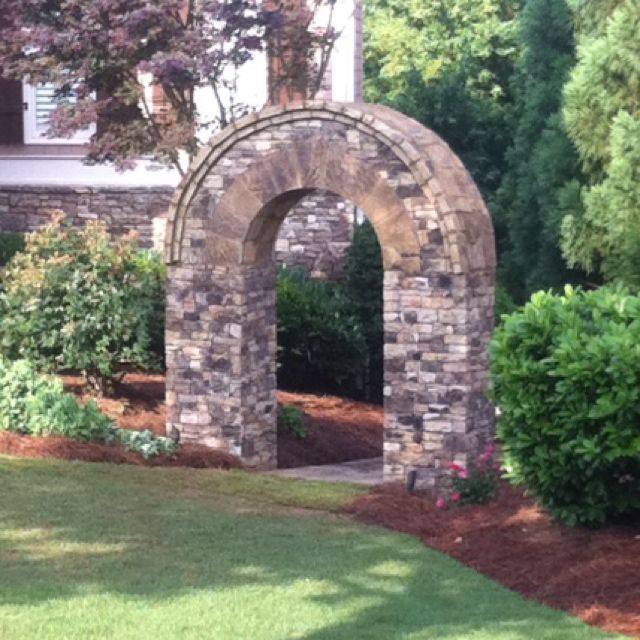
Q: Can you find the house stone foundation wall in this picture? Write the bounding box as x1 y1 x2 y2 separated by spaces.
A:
164 102 497 488
0 183 353 278
0 185 174 248
276 191 354 279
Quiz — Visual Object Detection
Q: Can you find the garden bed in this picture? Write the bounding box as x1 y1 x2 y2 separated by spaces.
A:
348 482 640 638
0 430 241 469
61 373 384 469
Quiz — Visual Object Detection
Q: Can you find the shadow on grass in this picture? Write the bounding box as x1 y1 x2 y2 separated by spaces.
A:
0 458 619 639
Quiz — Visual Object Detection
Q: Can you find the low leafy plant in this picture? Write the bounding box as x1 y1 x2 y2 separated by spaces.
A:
491 285 640 526
0 357 180 459
0 357 113 442
0 214 165 395
277 404 307 440
116 428 178 459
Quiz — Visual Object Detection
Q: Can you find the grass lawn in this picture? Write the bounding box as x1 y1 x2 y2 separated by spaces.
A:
0 456 626 640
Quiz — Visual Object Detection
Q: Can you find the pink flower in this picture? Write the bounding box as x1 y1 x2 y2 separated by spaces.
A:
451 492 461 503
436 497 447 510
478 444 496 465
449 463 466 474
458 469 469 480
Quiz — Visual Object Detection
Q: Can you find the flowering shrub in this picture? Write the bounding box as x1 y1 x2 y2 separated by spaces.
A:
449 445 501 505
491 285 640 526
0 215 164 395
437 445 501 509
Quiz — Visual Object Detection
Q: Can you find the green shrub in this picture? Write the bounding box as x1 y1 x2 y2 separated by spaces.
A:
0 214 165 394
0 233 25 267
494 284 518 324
130 249 166 365
0 357 113 441
490 285 640 526
277 268 368 397
277 404 307 440
342 220 384 402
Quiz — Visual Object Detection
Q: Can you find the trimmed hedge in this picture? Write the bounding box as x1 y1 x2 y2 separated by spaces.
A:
491 286 640 526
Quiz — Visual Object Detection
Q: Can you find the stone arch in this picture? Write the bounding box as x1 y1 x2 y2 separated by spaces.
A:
165 102 496 487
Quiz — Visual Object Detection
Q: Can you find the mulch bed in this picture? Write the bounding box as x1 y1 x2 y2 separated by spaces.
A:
348 482 640 638
60 374 384 469
0 430 241 469
276 390 383 468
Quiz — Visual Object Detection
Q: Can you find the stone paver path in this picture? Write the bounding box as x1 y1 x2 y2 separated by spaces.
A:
268 457 383 485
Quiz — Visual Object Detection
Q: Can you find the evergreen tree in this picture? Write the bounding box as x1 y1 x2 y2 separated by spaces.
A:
561 0 640 284
364 0 521 202
496 0 587 300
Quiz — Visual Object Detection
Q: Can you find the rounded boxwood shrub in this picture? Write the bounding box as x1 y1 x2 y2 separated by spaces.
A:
490 285 640 526
0 214 165 394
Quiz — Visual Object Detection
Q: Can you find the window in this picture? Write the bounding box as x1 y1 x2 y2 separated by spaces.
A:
23 82 94 144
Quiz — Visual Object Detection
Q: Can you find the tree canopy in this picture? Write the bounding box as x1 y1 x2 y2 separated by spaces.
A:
561 0 640 284
0 0 336 174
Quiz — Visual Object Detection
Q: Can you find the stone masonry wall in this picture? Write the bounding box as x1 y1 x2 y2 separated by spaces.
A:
0 185 174 249
0 184 354 278
276 191 354 279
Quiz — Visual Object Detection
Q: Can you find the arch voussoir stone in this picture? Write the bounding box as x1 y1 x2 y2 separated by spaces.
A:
165 101 496 488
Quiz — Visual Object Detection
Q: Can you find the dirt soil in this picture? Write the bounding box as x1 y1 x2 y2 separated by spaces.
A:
59 374 384 469
348 482 640 639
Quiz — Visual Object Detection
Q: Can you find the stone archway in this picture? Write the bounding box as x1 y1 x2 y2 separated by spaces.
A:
165 102 496 488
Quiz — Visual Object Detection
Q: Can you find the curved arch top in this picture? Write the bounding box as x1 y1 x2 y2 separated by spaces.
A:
165 101 496 276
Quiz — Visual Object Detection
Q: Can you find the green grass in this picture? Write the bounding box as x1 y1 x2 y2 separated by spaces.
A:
0 456 626 639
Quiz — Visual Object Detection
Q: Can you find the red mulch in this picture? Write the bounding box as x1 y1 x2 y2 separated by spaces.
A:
348 482 640 638
60 374 384 469
0 430 241 469
276 390 383 468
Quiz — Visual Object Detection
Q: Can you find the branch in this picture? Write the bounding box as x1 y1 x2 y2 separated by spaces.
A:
135 75 186 177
